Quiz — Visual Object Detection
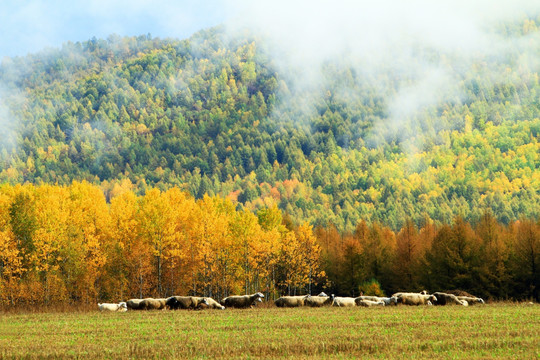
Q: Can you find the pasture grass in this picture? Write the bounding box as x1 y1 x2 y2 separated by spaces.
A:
0 303 538 359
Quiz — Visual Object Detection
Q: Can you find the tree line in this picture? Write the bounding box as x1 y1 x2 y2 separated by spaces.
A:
0 182 537 307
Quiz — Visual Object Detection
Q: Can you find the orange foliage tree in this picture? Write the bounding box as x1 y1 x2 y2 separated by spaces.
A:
0 181 538 306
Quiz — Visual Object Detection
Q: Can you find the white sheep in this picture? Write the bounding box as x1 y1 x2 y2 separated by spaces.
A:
457 296 485 305
332 297 356 307
221 292 264 308
304 294 334 307
355 299 385 307
98 302 128 312
356 296 398 306
395 293 437 306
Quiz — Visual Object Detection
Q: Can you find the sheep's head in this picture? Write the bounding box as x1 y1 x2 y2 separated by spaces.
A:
256 292 264 298
119 302 127 309
165 297 179 307
201 298 209 306
429 295 437 303
477 298 485 304
390 297 398 305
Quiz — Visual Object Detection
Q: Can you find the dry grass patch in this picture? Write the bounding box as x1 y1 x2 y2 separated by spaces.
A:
0 303 538 359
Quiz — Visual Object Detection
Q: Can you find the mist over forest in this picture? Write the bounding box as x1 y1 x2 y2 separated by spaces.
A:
0 5 539 231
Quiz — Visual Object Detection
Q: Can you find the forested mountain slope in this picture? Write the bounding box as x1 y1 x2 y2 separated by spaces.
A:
0 19 539 231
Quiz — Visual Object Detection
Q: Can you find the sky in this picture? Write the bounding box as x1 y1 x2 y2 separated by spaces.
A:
0 0 228 58
2 0 539 60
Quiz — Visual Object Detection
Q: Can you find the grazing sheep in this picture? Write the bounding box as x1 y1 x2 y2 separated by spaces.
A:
457 296 485 305
332 297 357 307
355 299 385 307
356 296 398 306
275 296 307 308
221 292 265 308
381 296 398 306
432 292 468 306
201 297 225 310
140 298 167 310
304 294 334 307
126 298 146 310
166 296 205 310
395 293 437 306
98 302 128 312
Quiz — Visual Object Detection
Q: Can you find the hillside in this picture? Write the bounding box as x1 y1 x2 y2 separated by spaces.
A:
0 20 539 231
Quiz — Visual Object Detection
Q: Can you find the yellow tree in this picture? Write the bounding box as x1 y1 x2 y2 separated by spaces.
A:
64 182 108 303
0 185 25 305
294 223 324 295
277 230 303 295
255 205 286 298
138 188 178 297
190 195 235 298
230 210 260 295
0 229 23 305
0 186 18 304
32 185 70 304
162 188 195 296
107 190 152 299
251 227 281 298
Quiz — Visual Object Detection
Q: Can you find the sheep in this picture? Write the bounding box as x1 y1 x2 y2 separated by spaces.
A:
394 293 437 306
381 296 398 306
355 299 385 307
332 297 357 307
98 302 128 312
356 296 398 306
166 296 205 310
275 296 308 307
457 296 485 305
201 297 225 310
220 292 265 308
304 294 334 307
432 292 468 306
140 298 167 310
126 298 146 310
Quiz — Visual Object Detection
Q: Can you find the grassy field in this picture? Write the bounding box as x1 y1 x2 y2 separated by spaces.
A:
0 303 538 359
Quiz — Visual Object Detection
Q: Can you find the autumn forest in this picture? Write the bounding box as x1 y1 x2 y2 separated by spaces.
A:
0 16 539 305
0 182 538 306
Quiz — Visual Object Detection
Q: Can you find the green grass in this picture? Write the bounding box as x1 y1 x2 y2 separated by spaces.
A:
0 303 538 359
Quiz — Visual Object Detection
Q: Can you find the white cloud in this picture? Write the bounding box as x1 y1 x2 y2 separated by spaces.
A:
223 0 540 146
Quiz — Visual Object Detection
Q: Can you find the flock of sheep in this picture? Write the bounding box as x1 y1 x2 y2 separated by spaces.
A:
97 290 485 312
273 291 484 307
